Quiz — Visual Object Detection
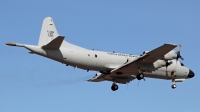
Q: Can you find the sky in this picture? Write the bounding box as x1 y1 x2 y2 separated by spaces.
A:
1 0 200 112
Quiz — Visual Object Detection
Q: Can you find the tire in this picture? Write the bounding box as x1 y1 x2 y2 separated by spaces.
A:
136 73 144 80
171 84 176 89
111 84 118 91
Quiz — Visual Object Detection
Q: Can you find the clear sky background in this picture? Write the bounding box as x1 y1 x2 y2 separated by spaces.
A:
1 0 200 112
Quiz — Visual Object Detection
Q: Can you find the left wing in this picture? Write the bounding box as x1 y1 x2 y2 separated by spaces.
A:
42 36 65 50
88 44 177 83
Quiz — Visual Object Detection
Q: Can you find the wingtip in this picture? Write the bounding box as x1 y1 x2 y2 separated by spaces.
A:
164 43 177 46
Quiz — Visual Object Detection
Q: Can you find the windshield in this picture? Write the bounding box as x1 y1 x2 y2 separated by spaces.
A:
180 62 185 66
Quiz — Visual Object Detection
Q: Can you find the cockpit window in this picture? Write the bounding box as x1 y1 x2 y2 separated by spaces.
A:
180 62 185 66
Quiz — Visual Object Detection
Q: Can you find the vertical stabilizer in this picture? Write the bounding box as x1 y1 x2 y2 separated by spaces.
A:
38 17 87 50
38 17 59 46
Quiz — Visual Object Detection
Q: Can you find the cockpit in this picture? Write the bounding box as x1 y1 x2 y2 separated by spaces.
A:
180 62 185 66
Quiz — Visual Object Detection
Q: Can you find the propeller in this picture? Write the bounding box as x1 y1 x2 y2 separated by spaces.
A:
174 45 184 72
176 45 184 61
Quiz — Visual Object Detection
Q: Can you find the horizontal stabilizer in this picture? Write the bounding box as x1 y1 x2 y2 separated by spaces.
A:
6 42 24 47
42 36 65 50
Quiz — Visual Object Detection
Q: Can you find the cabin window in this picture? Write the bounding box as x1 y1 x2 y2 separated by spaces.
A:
95 54 97 58
88 54 90 56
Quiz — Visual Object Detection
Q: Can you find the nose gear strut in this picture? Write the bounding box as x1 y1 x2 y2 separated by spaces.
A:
171 79 177 89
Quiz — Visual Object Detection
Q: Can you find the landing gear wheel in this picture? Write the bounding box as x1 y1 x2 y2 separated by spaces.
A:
136 73 144 80
111 84 118 91
171 84 176 89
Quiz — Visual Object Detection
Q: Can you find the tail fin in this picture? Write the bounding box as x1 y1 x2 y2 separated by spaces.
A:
38 17 87 50
38 17 59 46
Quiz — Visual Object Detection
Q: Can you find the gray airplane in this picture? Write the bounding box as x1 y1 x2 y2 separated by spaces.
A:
6 17 195 91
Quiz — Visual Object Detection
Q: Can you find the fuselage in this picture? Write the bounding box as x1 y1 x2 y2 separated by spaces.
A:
25 44 190 80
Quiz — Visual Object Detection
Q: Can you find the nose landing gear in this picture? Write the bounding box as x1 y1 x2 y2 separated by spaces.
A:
171 79 177 89
111 83 118 91
171 84 176 89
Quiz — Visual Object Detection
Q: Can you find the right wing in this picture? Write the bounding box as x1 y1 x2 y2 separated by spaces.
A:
88 44 177 83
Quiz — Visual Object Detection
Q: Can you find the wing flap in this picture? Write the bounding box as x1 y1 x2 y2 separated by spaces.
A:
42 36 64 50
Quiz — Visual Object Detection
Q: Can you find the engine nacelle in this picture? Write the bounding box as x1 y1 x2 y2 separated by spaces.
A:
164 50 177 60
143 50 177 60
153 60 170 69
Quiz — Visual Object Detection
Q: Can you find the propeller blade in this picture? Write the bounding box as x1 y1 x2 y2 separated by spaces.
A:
180 57 184 60
178 44 182 52
176 44 184 61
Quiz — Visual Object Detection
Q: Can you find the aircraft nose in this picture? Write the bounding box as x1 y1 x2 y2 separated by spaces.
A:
188 69 195 78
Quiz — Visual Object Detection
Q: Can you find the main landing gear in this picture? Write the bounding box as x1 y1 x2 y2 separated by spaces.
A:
111 83 118 91
136 73 144 80
171 79 177 89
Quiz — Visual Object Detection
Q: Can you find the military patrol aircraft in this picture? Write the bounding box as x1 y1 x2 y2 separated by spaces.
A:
6 17 195 91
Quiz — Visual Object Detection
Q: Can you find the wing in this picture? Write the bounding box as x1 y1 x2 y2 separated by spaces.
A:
88 43 177 83
139 43 177 64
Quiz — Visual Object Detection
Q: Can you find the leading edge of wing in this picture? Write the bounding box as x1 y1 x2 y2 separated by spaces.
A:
146 43 177 57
